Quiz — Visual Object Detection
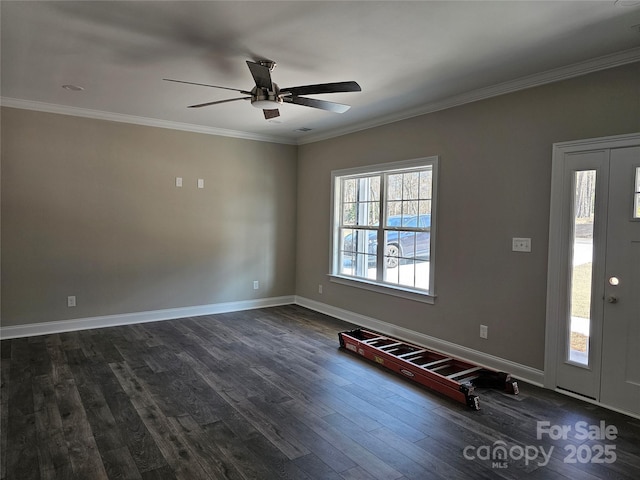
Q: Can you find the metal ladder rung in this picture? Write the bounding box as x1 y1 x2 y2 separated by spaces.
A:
447 367 483 379
379 342 403 350
363 337 386 344
398 349 427 359
420 357 452 368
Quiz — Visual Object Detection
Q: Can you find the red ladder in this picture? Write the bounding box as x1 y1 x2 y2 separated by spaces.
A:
339 328 518 410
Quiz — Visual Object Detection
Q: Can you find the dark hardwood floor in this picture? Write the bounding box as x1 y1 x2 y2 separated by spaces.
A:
1 305 639 479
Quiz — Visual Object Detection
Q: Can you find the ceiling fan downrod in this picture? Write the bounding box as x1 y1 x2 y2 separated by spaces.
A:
258 60 277 71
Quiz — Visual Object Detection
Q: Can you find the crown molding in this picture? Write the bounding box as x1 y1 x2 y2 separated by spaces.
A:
2 47 639 146
0 98 297 145
298 47 640 145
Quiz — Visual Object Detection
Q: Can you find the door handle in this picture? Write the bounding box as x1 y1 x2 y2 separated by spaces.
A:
607 296 618 304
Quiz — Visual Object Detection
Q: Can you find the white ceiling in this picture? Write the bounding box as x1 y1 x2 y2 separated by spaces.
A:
2 1 640 144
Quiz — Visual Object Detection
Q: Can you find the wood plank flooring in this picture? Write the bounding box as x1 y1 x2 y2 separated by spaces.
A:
1 305 639 479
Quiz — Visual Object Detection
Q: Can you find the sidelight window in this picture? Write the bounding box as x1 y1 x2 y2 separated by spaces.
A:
634 167 640 219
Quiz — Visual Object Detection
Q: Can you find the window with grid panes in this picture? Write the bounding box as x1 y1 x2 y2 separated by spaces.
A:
330 157 438 302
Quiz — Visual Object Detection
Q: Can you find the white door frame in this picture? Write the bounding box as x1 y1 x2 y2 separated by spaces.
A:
545 132 640 406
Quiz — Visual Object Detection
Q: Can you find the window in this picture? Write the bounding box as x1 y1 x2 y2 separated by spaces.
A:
568 170 596 366
330 157 438 302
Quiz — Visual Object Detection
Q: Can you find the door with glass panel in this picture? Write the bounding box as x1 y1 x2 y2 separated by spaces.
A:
548 135 640 416
553 151 607 399
599 146 640 415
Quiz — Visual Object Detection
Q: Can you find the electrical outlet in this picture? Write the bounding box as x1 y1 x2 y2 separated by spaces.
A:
512 237 531 252
175 177 183 187
253 280 259 290
318 284 323 294
480 325 488 339
67 295 77 307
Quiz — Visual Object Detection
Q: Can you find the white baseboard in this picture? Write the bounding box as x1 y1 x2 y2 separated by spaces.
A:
295 296 545 387
5 294 635 417
0 294 544 387
0 296 295 339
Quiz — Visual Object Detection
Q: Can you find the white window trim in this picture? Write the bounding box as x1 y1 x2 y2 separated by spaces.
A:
328 274 436 304
329 156 439 302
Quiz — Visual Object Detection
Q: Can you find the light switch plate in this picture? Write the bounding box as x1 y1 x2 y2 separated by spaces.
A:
176 177 183 187
480 325 488 339
197 178 204 189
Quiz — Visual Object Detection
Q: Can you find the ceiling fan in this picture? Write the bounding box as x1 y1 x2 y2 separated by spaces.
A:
164 60 361 120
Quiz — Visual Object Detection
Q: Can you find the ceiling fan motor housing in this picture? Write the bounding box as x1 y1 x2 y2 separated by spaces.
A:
250 84 283 109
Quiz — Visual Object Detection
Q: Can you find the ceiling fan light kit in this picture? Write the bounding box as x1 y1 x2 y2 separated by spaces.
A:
250 85 283 109
165 59 361 120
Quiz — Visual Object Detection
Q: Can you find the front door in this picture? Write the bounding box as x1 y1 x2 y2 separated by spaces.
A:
599 146 640 415
546 133 640 417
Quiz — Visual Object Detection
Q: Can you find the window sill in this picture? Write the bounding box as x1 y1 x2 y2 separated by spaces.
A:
328 275 436 304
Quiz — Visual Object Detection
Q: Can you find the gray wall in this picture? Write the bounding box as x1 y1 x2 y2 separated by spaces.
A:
1 108 298 326
295 63 640 371
2 63 639 372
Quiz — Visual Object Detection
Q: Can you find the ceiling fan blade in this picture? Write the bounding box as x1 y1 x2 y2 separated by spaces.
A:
188 97 250 108
164 78 251 95
263 109 280 120
280 81 361 96
284 96 351 113
246 61 273 90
